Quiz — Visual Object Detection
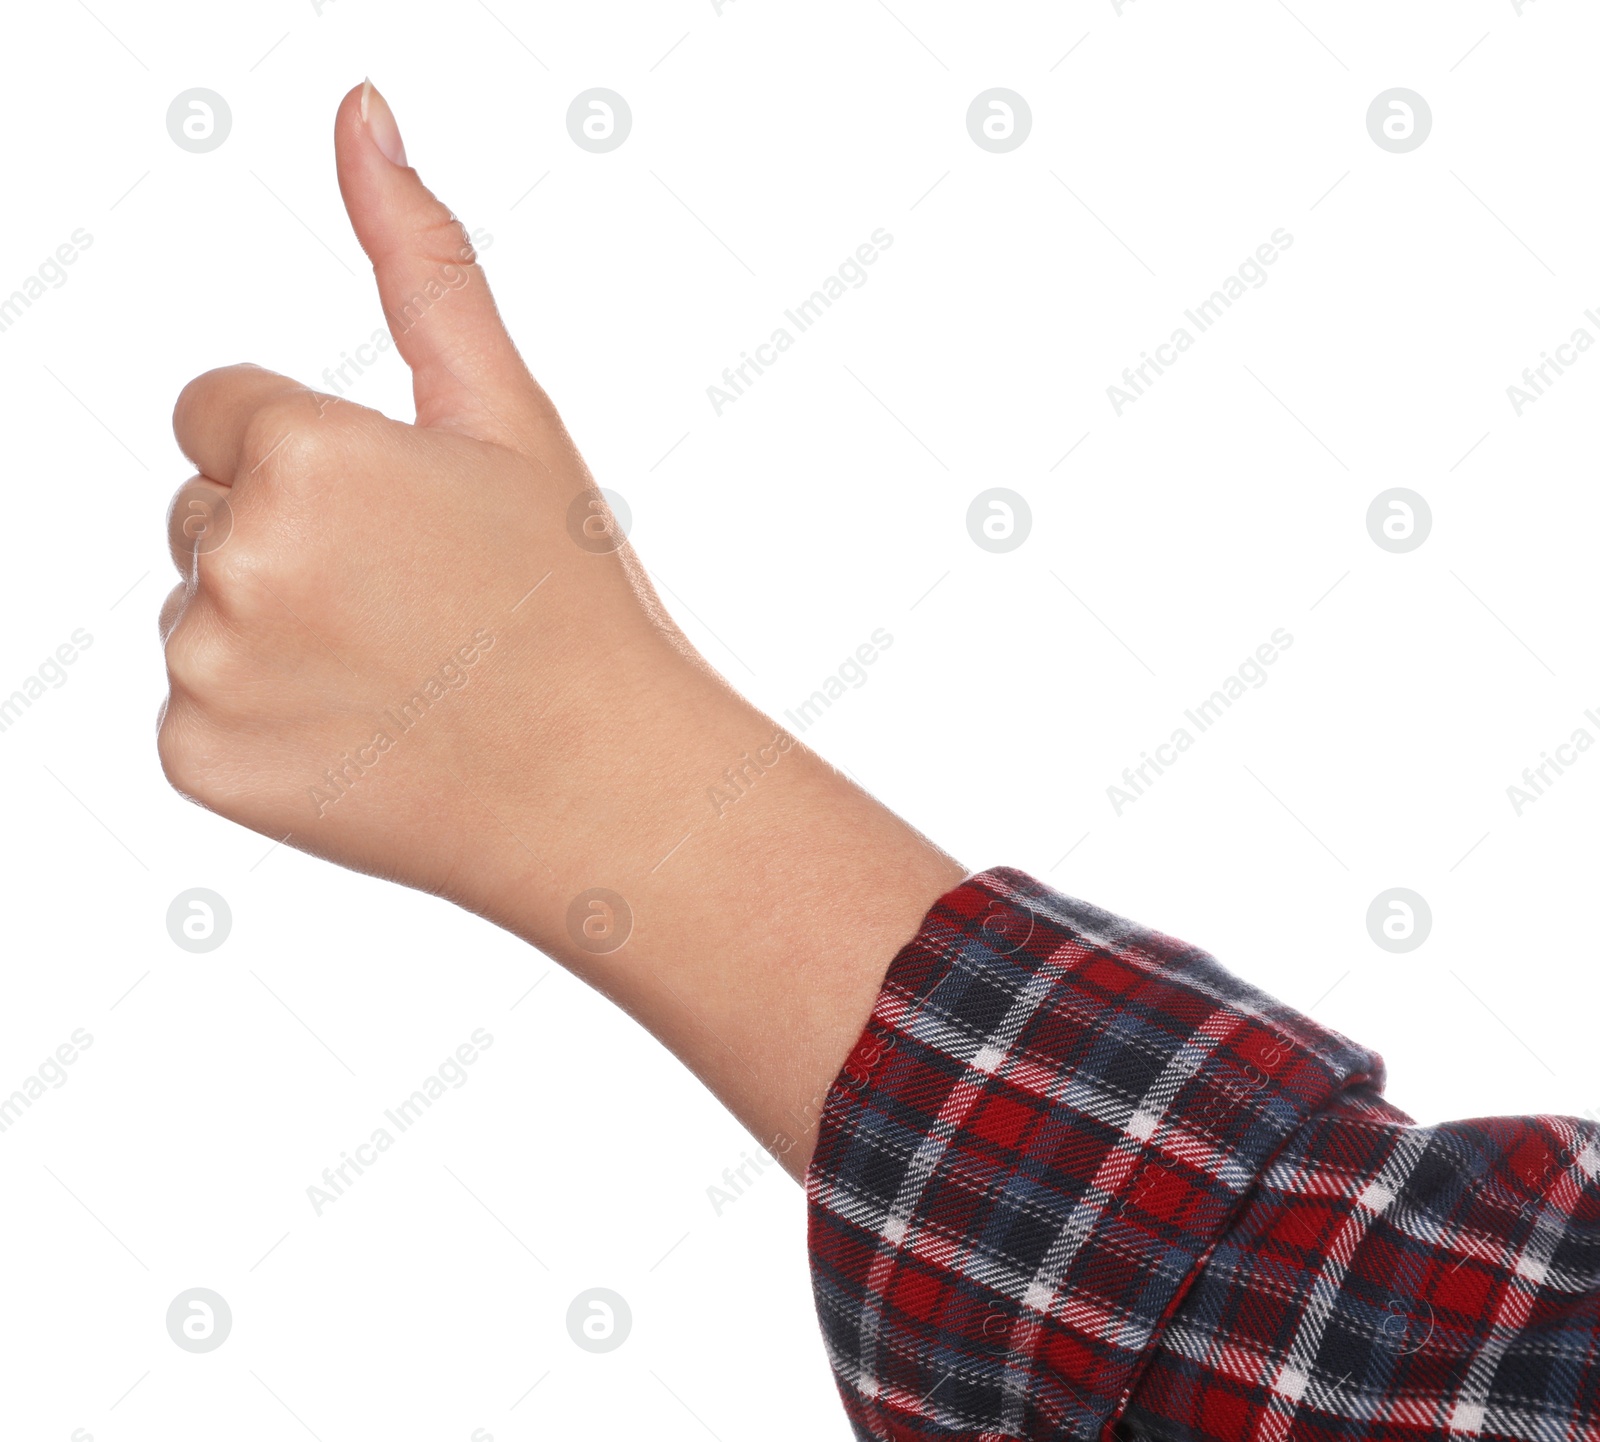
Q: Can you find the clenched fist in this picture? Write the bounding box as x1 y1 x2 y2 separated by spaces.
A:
158 82 963 1169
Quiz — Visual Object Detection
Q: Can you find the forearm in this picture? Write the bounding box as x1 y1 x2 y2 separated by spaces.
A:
457 653 966 1177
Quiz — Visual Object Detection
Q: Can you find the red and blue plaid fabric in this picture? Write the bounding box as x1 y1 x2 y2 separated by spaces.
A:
806 867 1600 1441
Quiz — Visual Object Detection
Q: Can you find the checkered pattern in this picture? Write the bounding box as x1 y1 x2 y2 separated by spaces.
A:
806 867 1600 1441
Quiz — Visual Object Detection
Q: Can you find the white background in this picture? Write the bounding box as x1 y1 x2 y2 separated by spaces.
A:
1 0 1597 1437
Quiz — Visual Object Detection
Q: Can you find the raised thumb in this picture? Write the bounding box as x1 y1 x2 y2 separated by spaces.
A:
334 80 533 442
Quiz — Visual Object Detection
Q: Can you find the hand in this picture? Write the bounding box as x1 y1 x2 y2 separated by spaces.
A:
158 81 964 1170
161 78 688 906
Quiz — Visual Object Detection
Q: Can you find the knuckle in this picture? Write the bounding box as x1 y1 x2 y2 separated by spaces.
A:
162 609 241 700
414 200 476 270
173 362 263 445
158 580 189 643
161 619 208 697
156 694 219 805
198 532 310 632
240 395 335 481
172 363 237 435
197 534 267 607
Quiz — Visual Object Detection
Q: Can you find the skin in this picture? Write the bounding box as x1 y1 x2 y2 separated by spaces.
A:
158 81 967 1178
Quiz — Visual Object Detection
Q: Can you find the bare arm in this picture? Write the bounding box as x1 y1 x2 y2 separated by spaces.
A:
159 81 966 1177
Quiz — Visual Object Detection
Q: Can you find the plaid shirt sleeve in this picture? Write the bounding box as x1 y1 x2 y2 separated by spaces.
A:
805 866 1600 1442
